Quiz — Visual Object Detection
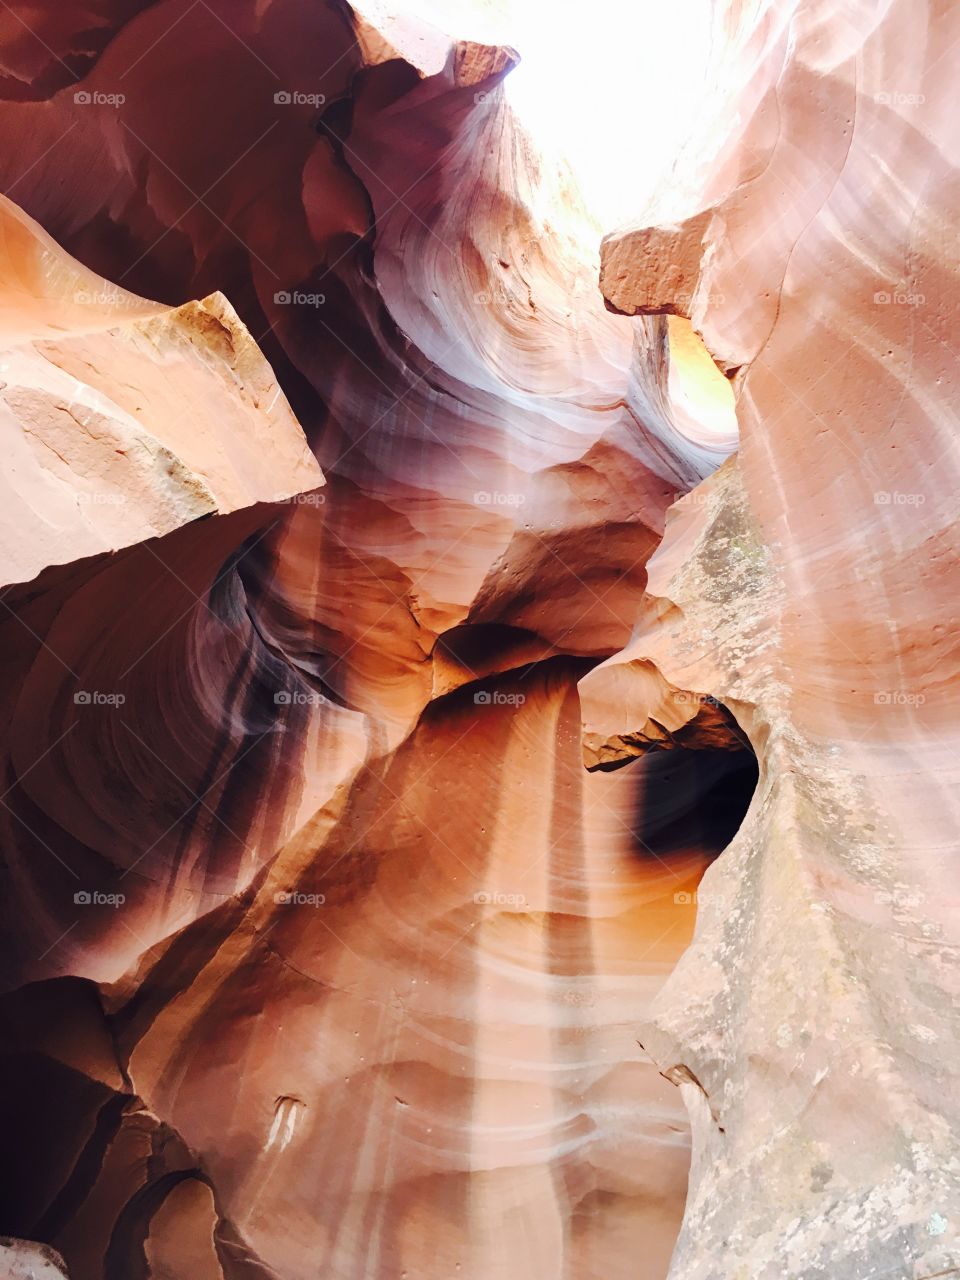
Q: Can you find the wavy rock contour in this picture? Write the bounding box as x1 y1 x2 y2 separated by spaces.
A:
595 1 960 1277
0 1 953 1280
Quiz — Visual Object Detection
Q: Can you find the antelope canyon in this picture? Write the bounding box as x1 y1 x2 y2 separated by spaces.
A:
0 2 956 1279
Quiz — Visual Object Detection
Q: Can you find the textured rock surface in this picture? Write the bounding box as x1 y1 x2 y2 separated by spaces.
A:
0 1 953 1279
0 4 742 1278
0 191 325 992
0 1238 69 1279
597 1 960 1277
0 194 321 582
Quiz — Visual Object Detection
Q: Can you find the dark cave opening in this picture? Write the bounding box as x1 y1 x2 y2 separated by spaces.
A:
628 746 759 865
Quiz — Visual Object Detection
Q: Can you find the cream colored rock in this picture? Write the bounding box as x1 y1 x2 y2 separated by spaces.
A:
580 656 746 769
0 196 321 586
0 1239 69 1279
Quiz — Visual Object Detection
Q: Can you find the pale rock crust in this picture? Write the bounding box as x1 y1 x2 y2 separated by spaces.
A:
0 1238 70 1279
0 196 322 585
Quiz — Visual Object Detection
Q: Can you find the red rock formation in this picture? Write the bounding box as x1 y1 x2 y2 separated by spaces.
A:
0 191 327 992
596 1 960 1277
3 1 950 1279
0 5 745 1276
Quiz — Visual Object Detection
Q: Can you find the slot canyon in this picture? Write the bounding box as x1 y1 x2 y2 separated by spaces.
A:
0 1 956 1278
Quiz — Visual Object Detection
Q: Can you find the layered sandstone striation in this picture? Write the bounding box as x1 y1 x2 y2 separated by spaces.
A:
0 3 741 1278
0 191 326 993
0 1 953 1280
596 1 960 1277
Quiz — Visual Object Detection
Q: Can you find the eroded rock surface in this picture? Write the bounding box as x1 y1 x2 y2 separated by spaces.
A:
0 4 739 1278
0 1238 69 1279
0 1 953 1279
596 1 960 1277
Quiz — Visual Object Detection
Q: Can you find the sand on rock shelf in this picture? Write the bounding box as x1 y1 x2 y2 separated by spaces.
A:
0 2 955 1280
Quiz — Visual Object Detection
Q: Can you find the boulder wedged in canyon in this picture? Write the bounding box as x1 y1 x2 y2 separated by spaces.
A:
594 1 960 1277
0 1 955 1279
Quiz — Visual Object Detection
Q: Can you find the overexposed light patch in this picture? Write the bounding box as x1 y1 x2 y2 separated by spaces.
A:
267 1095 304 1152
504 0 715 227
354 0 739 448
358 0 716 228
668 317 739 448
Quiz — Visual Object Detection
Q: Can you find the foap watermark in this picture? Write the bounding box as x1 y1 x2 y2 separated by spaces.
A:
74 691 126 707
274 290 326 308
474 691 525 707
473 491 525 507
874 491 925 506
74 89 126 107
74 890 125 907
874 91 925 107
275 690 325 707
873 289 925 307
77 492 126 506
270 491 326 507
274 90 326 107
562 987 596 1009
274 890 326 906
874 887 925 910
671 291 727 311
683 489 714 508
474 891 527 907
674 890 721 907
73 289 140 308
672 691 720 707
874 690 925 707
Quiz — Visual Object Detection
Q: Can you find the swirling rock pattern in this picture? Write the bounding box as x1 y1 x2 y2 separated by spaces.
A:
0 3 740 1277
597 1 960 1277
0 1 951 1279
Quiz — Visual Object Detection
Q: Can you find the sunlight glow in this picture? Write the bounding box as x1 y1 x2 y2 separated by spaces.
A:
667 317 738 446
359 0 717 229
355 0 739 445
504 0 716 227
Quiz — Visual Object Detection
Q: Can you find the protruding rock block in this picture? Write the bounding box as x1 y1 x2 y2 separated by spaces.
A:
600 209 713 320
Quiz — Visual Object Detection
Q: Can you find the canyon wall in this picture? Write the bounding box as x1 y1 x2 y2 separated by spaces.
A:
598 0 960 1276
0 3 736 1277
0 1 955 1280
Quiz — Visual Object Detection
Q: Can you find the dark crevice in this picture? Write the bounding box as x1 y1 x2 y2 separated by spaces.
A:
629 745 758 864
